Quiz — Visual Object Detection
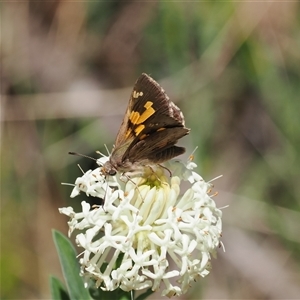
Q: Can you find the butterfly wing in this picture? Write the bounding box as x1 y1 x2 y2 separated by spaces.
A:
110 73 189 166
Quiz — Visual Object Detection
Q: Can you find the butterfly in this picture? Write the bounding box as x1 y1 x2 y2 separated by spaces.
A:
102 73 190 177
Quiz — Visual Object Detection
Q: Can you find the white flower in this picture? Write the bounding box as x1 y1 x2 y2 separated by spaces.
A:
59 155 223 297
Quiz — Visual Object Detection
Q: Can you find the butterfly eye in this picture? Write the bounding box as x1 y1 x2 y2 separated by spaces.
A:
102 162 117 176
108 170 117 176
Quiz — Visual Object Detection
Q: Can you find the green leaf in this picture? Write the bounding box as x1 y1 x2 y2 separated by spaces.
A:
89 286 132 300
52 230 92 300
49 276 70 300
135 288 154 300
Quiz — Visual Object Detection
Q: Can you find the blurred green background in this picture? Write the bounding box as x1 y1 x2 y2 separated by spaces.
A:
1 2 300 299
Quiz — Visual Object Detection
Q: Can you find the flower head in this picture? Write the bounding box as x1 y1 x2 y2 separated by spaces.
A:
59 155 223 297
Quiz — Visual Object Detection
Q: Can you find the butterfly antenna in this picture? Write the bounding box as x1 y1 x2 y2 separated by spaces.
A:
68 151 97 162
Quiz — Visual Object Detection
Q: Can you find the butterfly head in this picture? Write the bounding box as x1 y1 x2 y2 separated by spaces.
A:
102 156 144 179
102 160 118 176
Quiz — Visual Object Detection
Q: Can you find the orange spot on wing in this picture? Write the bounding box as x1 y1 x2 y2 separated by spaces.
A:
137 101 155 124
129 111 141 125
134 124 145 136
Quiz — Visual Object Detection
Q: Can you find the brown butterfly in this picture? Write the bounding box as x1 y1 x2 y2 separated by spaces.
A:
102 73 190 176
